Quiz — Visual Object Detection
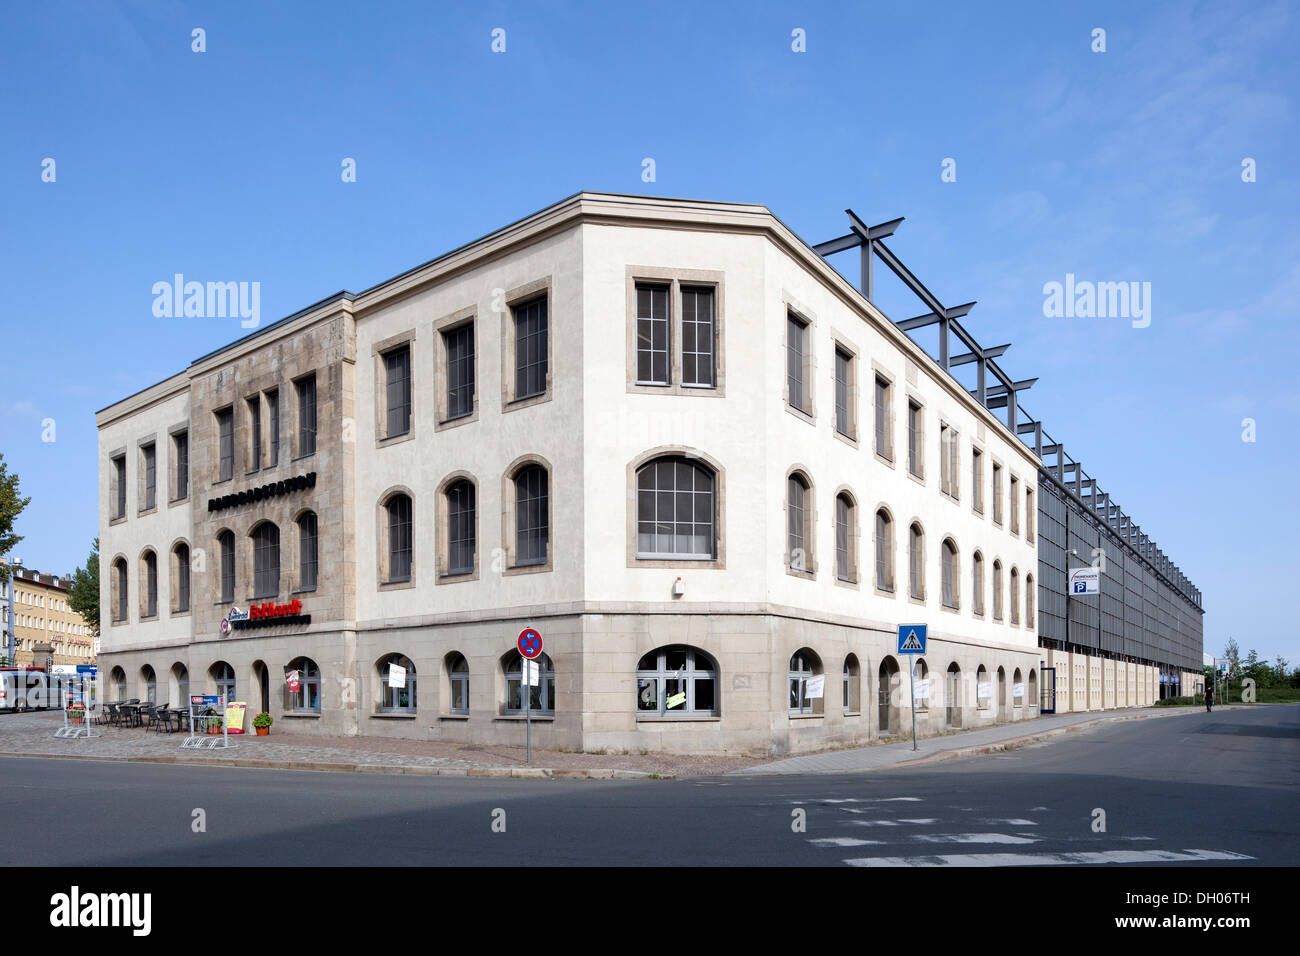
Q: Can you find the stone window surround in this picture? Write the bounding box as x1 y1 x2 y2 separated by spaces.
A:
433 306 479 432
870 360 896 466
831 332 860 447
991 456 1005 527
501 453 554 576
291 371 318 462
940 534 960 614
1008 469 1021 537
109 553 128 624
625 445 727 571
971 549 986 617
167 422 190 508
905 390 926 485
1009 564 1021 626
138 548 159 621
624 265 727 398
500 276 553 413
372 328 418 447
782 294 816 425
214 528 236 605
107 446 127 524
784 464 817 579
244 519 283 603
376 485 416 591
244 393 263 475
991 556 1005 621
436 470 481 584
136 435 158 516
291 506 319 594
939 417 961 502
168 538 192 617
842 653 861 714
213 404 235 484
907 516 926 606
970 441 986 517
832 485 859 589
872 502 896 597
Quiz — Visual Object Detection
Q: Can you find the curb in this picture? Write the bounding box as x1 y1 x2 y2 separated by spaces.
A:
0 748 671 780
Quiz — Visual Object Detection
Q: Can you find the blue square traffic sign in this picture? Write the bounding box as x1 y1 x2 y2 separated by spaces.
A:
897 624 927 654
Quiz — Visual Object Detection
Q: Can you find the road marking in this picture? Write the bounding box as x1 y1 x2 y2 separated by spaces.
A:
788 796 922 805
844 848 1255 867
983 818 1038 826
912 832 1040 845
808 837 884 847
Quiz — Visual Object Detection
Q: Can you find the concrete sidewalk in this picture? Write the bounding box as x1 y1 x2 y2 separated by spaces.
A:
730 705 1234 776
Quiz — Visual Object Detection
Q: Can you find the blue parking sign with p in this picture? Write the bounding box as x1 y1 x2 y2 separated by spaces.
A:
897 624 927 654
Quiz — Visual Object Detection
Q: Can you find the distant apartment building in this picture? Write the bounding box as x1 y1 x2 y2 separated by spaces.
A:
3 564 96 668
95 192 1183 754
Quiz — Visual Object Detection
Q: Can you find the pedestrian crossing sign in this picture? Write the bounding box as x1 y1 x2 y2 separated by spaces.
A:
897 625 927 654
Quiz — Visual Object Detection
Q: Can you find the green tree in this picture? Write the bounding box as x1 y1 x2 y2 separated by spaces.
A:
67 538 100 637
0 454 32 583
1222 638 1241 679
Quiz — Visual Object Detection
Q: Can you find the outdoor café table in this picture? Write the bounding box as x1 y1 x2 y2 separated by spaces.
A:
121 703 142 728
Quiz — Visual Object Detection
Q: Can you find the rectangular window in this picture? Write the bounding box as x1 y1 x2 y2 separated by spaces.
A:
384 345 412 436
786 314 808 414
939 424 951 495
297 374 317 457
635 284 670 385
514 297 548 400
907 401 923 477
247 396 261 471
220 536 235 604
874 376 891 460
173 431 189 500
266 390 279 467
217 409 234 482
444 325 475 419
111 454 126 519
141 443 156 511
834 349 853 438
299 514 318 591
993 462 1003 524
1010 475 1020 533
680 286 715 387
1026 488 1035 541
972 449 984 513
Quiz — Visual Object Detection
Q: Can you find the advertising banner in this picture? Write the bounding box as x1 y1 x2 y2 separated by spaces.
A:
224 701 247 734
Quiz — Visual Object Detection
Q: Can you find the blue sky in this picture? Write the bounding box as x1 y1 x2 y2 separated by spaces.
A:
1 1 1296 664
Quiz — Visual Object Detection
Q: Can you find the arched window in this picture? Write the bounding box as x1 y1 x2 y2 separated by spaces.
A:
210 661 235 702
218 530 235 603
514 465 549 567
446 652 470 714
908 522 925 600
788 649 822 715
787 473 811 573
385 493 413 583
1010 567 1021 625
636 456 715 559
875 510 894 591
171 662 189 707
445 479 476 575
378 654 416 713
110 666 126 701
252 522 280 599
298 512 318 591
285 657 321 713
977 665 991 709
972 551 985 615
946 662 963 728
172 542 191 613
1028 669 1038 709
941 538 959 609
141 665 156 704
992 560 1004 620
1013 668 1024 707
141 550 157 618
835 493 856 583
112 557 128 623
912 658 929 712
843 654 860 712
503 651 554 715
636 646 718 716
1025 573 1035 630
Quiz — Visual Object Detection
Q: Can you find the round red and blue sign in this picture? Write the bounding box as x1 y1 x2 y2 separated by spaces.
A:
517 628 543 659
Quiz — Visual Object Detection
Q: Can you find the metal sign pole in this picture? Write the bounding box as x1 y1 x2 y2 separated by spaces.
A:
525 661 532 765
910 661 918 751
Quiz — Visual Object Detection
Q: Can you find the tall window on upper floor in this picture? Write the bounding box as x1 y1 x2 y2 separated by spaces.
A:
173 431 189 500
386 494 413 583
266 389 280 467
298 512 318 591
253 523 280 599
173 542 190 613
940 424 959 499
1026 573 1035 630
1009 474 1020 534
636 457 715 560
909 522 925 600
907 401 923 478
141 551 157 618
445 480 476 576
972 448 984 514
786 312 811 415
941 538 959 609
786 473 811 574
635 283 670 386
1025 488 1035 542
444 324 475 420
111 454 126 519
141 442 156 511
834 348 855 439
218 531 235 604
680 286 715 387
296 373 317 457
992 559 1004 620
972 551 985 615
874 376 893 460
1010 567 1021 625
513 465 548 567
513 296 548 400
384 344 412 437
835 492 856 583
247 395 262 471
216 408 234 481
992 462 1003 525
112 558 128 622
875 509 894 591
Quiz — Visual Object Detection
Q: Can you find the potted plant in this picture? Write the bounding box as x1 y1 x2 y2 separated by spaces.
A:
67 704 85 725
209 715 223 735
253 712 273 736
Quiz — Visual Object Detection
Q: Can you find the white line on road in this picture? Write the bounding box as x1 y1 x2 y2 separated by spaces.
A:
843 848 1255 867
808 837 885 847
912 833 1041 845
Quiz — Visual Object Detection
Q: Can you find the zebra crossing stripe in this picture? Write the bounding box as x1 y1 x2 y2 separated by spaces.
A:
843 848 1255 867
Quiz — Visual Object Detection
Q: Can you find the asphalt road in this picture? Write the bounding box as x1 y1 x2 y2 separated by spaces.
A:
3 703 1295 866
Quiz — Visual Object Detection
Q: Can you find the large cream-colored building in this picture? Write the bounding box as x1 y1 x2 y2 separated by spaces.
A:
3 565 96 668
95 192 1163 755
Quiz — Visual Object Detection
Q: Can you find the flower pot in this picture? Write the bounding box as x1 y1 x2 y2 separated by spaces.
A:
256 726 269 736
